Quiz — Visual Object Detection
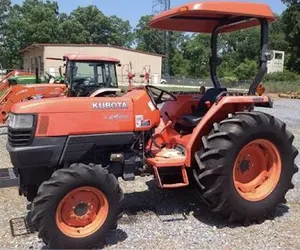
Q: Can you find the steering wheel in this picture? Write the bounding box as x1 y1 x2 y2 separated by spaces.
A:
145 85 177 106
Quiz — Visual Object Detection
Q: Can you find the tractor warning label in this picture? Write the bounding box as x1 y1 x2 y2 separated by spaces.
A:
141 120 151 127
135 115 143 128
135 115 151 128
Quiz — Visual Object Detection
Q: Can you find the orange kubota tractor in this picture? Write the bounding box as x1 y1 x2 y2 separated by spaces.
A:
2 2 299 249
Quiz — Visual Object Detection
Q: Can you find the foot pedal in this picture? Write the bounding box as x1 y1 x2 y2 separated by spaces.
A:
0 168 19 188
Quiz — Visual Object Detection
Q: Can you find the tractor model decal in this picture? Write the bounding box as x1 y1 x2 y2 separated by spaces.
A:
105 114 129 120
92 102 128 109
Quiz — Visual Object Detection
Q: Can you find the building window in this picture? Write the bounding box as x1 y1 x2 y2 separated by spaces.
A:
275 53 283 60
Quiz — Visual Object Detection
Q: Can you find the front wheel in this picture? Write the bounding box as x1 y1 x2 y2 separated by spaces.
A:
193 111 298 223
31 163 124 249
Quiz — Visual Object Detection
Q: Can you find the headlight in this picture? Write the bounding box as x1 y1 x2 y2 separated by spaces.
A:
8 114 34 129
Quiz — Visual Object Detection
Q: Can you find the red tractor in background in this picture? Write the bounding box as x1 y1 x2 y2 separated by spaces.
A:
1 2 298 249
0 70 66 124
0 54 122 124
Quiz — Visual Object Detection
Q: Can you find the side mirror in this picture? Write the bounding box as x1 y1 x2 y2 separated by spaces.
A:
117 63 122 67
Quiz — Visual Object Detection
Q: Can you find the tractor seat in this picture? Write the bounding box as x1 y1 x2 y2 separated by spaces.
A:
176 115 202 128
175 87 227 134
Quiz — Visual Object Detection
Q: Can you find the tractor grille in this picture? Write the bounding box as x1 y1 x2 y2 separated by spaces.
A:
8 128 34 147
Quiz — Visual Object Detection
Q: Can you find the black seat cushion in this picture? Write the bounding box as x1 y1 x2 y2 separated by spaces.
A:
174 88 227 134
194 87 227 116
176 115 202 128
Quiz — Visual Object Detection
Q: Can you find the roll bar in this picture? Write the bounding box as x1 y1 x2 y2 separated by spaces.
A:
210 17 270 95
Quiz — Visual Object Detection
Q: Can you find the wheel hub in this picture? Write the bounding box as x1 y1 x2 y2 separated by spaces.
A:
233 139 282 201
56 186 109 238
74 202 89 217
239 159 250 173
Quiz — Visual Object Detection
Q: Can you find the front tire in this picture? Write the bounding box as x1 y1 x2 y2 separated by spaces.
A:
193 111 298 223
31 163 124 249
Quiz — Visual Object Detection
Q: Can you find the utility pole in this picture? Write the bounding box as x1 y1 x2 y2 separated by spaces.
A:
152 0 171 77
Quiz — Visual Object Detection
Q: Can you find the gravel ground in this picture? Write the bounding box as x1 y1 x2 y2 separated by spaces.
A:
1 98 300 250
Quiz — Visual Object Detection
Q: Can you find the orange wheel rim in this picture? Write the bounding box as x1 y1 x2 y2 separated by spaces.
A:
55 186 109 238
233 139 282 202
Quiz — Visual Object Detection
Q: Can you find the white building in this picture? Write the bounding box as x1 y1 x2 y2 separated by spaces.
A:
20 43 163 85
267 50 285 74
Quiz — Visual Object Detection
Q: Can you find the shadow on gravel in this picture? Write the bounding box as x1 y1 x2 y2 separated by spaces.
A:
121 179 290 229
14 179 289 249
39 229 128 250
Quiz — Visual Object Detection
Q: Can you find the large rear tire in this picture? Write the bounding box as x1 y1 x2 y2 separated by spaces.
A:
31 163 124 249
193 111 298 223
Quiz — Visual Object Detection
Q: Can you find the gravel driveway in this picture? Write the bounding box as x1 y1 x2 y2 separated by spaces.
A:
1 98 300 250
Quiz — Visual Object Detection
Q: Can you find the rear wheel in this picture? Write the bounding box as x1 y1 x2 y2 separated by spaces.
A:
31 163 123 249
193 111 298 223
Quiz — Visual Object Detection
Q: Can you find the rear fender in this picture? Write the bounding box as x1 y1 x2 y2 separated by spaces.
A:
185 95 270 166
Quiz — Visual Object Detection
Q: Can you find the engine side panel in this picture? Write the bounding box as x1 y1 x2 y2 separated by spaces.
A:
60 133 135 164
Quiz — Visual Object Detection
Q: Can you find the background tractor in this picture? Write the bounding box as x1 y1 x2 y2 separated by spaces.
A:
1 2 298 249
0 54 123 124
0 69 67 124
48 54 122 97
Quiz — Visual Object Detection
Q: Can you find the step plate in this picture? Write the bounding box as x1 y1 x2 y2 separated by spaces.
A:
0 168 19 188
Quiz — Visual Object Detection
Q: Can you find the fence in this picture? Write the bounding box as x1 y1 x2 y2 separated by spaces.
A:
0 68 252 90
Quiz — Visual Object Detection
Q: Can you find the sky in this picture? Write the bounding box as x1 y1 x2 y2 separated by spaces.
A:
11 0 287 28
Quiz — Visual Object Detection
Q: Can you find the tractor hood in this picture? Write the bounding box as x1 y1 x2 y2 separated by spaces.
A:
11 97 134 114
9 89 161 136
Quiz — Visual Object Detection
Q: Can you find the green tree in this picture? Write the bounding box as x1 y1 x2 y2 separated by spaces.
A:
0 0 11 67
70 6 133 46
58 16 90 44
107 15 133 47
70 6 112 44
3 1 134 68
135 15 164 54
134 15 188 75
4 0 62 67
182 34 211 78
281 0 300 6
171 50 190 76
269 14 288 51
234 59 258 81
281 2 300 71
